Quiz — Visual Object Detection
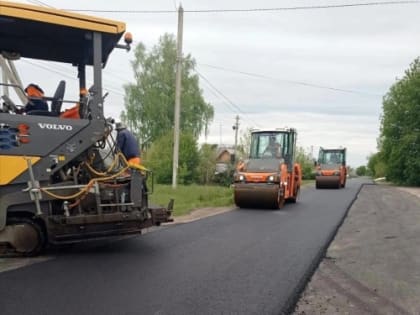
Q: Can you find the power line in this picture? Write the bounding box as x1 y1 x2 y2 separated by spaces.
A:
103 67 133 86
21 59 126 97
33 60 127 95
199 76 238 115
198 63 382 97
22 59 76 80
195 69 246 115
26 0 53 8
195 68 261 128
63 1 420 13
36 59 128 94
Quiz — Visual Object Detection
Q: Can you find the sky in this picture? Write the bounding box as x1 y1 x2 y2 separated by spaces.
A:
4 0 420 166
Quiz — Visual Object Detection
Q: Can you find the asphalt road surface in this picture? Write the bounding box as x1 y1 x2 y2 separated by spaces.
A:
0 178 370 315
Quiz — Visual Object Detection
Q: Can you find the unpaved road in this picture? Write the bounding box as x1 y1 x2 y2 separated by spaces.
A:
294 184 420 315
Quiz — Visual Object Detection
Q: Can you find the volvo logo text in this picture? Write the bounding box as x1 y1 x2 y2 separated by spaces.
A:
38 123 73 131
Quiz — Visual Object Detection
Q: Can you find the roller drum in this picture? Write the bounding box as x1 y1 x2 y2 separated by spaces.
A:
234 183 282 209
315 175 341 189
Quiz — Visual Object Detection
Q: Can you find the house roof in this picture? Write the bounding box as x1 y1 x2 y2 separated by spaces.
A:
216 147 235 156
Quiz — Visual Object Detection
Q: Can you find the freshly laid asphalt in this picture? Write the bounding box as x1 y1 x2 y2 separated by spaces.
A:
0 178 369 315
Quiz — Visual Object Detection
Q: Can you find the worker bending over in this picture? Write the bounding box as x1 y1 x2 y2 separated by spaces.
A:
115 122 141 165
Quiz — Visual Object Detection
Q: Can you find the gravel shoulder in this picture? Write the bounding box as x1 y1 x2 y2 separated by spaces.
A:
294 184 420 315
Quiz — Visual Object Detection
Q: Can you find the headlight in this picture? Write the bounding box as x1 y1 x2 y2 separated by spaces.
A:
234 173 245 182
316 171 322 176
334 171 340 176
268 175 274 182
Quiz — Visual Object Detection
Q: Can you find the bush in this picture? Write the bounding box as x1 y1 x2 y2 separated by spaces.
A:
356 165 367 176
214 165 235 186
144 131 199 184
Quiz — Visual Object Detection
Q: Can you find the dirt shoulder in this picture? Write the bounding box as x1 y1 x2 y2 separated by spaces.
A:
397 186 420 199
294 185 420 315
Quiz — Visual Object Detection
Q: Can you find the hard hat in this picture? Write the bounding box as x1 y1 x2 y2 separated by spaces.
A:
24 83 44 96
115 122 127 130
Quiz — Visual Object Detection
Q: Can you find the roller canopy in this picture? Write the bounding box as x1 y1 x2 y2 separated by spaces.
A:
0 1 125 65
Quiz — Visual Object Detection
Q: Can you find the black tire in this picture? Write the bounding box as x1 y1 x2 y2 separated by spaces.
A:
273 187 285 209
289 186 300 203
6 217 46 256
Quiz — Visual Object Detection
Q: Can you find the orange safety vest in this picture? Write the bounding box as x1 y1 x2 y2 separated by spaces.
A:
60 104 80 119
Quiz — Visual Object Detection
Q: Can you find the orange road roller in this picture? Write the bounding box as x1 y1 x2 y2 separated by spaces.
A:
233 128 301 209
315 147 347 189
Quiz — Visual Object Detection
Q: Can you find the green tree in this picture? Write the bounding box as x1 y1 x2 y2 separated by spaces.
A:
238 127 253 159
356 165 367 176
295 147 315 179
122 33 214 148
144 131 199 184
367 152 386 178
380 58 420 185
196 143 217 185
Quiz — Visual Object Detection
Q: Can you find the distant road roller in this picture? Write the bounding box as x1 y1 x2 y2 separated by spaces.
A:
233 128 301 209
315 147 347 189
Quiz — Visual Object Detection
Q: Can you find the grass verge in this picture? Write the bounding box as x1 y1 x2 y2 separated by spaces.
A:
149 184 234 216
150 180 314 216
302 179 314 186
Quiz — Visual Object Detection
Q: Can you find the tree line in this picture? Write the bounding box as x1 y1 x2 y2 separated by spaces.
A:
368 58 420 186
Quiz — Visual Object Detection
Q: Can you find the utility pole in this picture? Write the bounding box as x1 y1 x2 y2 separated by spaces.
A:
232 115 240 161
172 5 184 189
